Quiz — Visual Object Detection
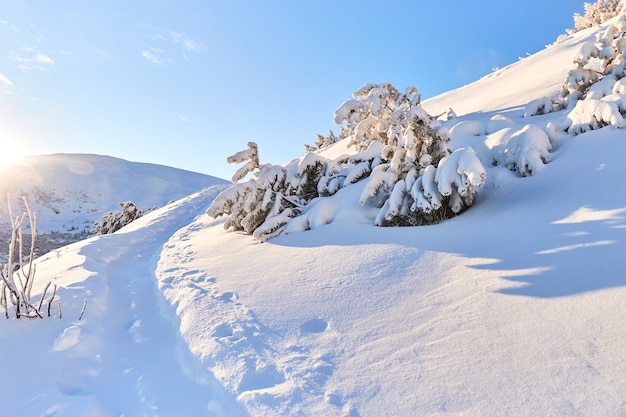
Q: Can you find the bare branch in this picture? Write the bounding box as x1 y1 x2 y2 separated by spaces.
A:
38 281 51 312
78 299 87 321
47 284 57 318
1 284 8 319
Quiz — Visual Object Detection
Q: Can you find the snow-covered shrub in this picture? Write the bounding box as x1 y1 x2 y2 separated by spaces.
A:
485 127 516 166
484 124 552 177
567 97 625 133
373 147 486 227
92 201 154 235
207 142 336 241
208 83 487 240
568 0 623 34
561 63 601 99
350 85 486 226
304 130 339 152
524 97 557 117
586 74 617 99
557 6 626 135
486 114 517 134
574 41 601 66
208 139 385 241
502 125 552 177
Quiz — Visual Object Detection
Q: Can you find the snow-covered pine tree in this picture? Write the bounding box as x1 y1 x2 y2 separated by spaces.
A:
207 142 309 240
304 130 339 152
208 83 487 240
340 84 485 226
92 201 154 235
361 107 486 226
374 147 485 227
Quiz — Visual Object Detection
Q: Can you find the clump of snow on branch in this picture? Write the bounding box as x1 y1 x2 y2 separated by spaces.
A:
567 97 625 133
502 125 552 176
447 113 552 178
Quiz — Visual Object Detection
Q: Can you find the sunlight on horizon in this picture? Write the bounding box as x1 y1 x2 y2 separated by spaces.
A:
0 138 25 167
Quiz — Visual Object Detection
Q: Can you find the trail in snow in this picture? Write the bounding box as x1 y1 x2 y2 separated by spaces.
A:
2 186 245 417
156 218 354 417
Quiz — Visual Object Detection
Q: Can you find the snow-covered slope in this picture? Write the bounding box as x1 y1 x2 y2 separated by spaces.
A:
0 153 227 257
423 29 596 117
2 19 626 417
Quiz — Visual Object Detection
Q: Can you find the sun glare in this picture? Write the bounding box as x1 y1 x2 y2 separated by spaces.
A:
0 139 25 167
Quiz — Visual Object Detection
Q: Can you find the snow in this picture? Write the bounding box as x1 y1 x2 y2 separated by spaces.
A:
568 97 625 133
3 16 626 417
502 124 552 176
574 41 600 65
523 96 555 117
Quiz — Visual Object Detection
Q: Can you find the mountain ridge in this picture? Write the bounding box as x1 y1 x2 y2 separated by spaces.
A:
0 153 227 258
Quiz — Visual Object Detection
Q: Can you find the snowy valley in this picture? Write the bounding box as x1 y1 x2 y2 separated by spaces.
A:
2 8 626 417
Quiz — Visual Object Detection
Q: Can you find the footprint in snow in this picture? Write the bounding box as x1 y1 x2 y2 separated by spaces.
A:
53 326 82 352
300 318 329 334
218 291 237 302
212 323 234 338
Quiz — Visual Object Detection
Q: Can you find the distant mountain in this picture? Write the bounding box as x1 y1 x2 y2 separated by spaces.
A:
0 153 228 259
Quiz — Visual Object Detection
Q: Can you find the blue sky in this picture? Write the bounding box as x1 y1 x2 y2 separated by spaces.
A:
1 1 583 180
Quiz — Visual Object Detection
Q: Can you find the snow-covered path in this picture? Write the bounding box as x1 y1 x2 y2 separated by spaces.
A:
1 186 246 417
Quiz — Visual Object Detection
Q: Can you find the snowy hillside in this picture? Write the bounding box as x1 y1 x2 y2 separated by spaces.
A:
0 153 227 258
2 12 626 417
421 31 588 116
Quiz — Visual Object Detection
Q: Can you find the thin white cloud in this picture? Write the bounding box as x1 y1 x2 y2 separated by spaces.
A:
0 73 13 89
36 53 54 65
183 39 205 52
178 115 190 123
143 29 206 64
169 31 184 43
141 50 162 65
0 19 18 32
10 43 54 70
